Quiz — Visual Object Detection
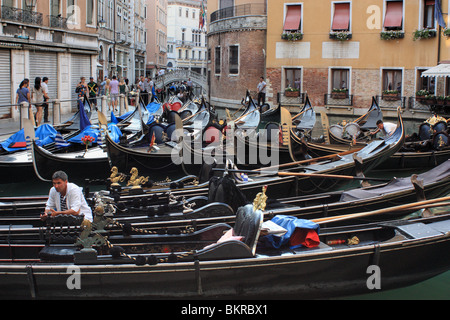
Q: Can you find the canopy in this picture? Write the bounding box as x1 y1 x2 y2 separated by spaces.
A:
421 63 450 78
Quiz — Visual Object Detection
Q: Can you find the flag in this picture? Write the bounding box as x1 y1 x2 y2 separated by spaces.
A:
79 99 91 131
435 0 446 28
199 0 206 30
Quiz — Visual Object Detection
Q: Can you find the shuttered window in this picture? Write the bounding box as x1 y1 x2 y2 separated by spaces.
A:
0 50 11 117
229 45 239 75
283 5 301 31
384 1 403 29
331 3 350 31
29 52 58 100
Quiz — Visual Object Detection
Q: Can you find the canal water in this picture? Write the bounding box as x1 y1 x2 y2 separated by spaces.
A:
0 166 448 300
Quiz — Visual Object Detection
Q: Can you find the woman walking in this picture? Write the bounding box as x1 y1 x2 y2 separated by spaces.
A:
31 77 45 127
15 79 32 125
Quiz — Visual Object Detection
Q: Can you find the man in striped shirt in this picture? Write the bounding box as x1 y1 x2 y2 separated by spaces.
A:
41 171 93 222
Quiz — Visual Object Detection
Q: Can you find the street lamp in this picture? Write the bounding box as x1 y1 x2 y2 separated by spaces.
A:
98 19 106 29
25 0 37 9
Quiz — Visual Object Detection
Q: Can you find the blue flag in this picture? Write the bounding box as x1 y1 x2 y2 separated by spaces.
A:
435 0 446 28
79 99 91 131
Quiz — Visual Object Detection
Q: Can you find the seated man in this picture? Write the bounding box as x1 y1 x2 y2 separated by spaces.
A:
370 120 397 137
41 171 93 222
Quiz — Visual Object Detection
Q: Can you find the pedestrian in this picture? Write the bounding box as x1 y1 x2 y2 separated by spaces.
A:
31 77 45 127
105 78 111 110
139 76 149 106
187 78 193 99
16 78 32 123
149 77 155 102
119 77 129 111
257 76 266 106
75 77 88 100
40 170 93 222
87 77 99 107
41 77 50 123
110 75 119 112
100 76 108 96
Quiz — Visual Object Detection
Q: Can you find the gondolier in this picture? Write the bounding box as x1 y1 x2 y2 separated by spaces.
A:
370 120 397 137
41 171 93 222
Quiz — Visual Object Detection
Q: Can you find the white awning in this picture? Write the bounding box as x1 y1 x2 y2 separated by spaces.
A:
421 63 450 77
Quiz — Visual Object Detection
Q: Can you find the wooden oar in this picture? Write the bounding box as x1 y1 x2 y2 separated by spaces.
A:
212 168 390 182
312 196 450 225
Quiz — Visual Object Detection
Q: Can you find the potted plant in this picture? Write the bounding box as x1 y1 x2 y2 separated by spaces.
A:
329 31 352 41
284 86 300 97
281 31 303 41
382 90 400 101
415 90 436 105
331 88 348 99
413 29 437 41
380 30 405 40
443 28 450 37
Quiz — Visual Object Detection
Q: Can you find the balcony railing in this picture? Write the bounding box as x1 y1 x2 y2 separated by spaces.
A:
324 94 354 106
210 3 267 23
277 92 306 106
48 15 68 29
1 6 43 26
375 95 407 109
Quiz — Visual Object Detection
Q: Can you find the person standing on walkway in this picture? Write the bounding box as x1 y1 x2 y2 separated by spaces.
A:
257 76 266 106
31 77 45 127
110 75 119 112
41 77 50 123
76 77 88 100
16 79 32 124
87 77 99 108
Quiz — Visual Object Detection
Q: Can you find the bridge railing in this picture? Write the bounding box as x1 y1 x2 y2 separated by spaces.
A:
155 69 208 94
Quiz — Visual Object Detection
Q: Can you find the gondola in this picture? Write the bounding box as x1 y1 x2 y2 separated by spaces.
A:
1 159 449 234
374 114 450 170
0 107 407 225
328 97 383 146
0 199 449 299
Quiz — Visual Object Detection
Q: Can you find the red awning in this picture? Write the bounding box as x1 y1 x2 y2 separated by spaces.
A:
283 5 301 31
384 1 403 28
332 3 350 31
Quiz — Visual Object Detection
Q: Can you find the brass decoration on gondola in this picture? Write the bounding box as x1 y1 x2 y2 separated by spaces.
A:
425 114 446 126
127 167 149 189
253 185 268 212
109 166 126 186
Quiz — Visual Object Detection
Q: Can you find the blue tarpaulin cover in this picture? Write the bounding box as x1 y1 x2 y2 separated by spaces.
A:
0 124 57 152
262 215 320 249
68 123 122 144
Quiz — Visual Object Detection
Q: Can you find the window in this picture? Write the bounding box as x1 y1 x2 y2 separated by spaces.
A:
446 77 450 96
229 45 239 75
51 0 60 17
215 46 221 75
382 69 402 92
283 4 302 32
417 69 436 94
86 0 94 25
284 68 302 90
331 2 350 31
178 49 182 59
384 1 403 30
423 0 435 29
179 8 182 17
331 68 349 91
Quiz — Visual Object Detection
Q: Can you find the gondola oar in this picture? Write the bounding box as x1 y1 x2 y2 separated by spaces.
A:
212 168 391 182
312 196 450 225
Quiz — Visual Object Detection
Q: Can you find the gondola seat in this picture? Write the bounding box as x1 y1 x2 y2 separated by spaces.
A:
39 215 84 262
193 204 264 260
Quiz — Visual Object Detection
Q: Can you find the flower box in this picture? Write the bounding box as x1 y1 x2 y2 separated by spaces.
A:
331 92 347 99
382 93 400 101
380 31 405 40
285 90 300 97
329 32 352 41
413 29 437 41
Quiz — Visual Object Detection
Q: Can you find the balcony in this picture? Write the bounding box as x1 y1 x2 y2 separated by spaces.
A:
116 31 126 43
176 40 194 48
277 92 306 106
48 15 67 29
324 93 353 107
210 3 267 23
1 6 43 26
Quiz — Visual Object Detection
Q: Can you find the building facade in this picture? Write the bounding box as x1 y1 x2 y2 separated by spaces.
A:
0 0 98 117
145 0 168 78
167 0 207 75
206 0 266 109
266 0 450 117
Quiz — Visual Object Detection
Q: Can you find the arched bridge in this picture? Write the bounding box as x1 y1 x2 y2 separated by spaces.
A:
155 69 208 95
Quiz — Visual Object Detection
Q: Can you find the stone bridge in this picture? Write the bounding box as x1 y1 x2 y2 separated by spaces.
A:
154 69 208 95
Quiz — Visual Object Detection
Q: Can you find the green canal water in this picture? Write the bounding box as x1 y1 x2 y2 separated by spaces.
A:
0 167 448 300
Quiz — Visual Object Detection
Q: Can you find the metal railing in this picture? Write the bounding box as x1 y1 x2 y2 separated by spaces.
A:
210 3 267 23
375 95 407 109
48 14 68 29
324 94 353 106
277 92 306 106
1 6 43 26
